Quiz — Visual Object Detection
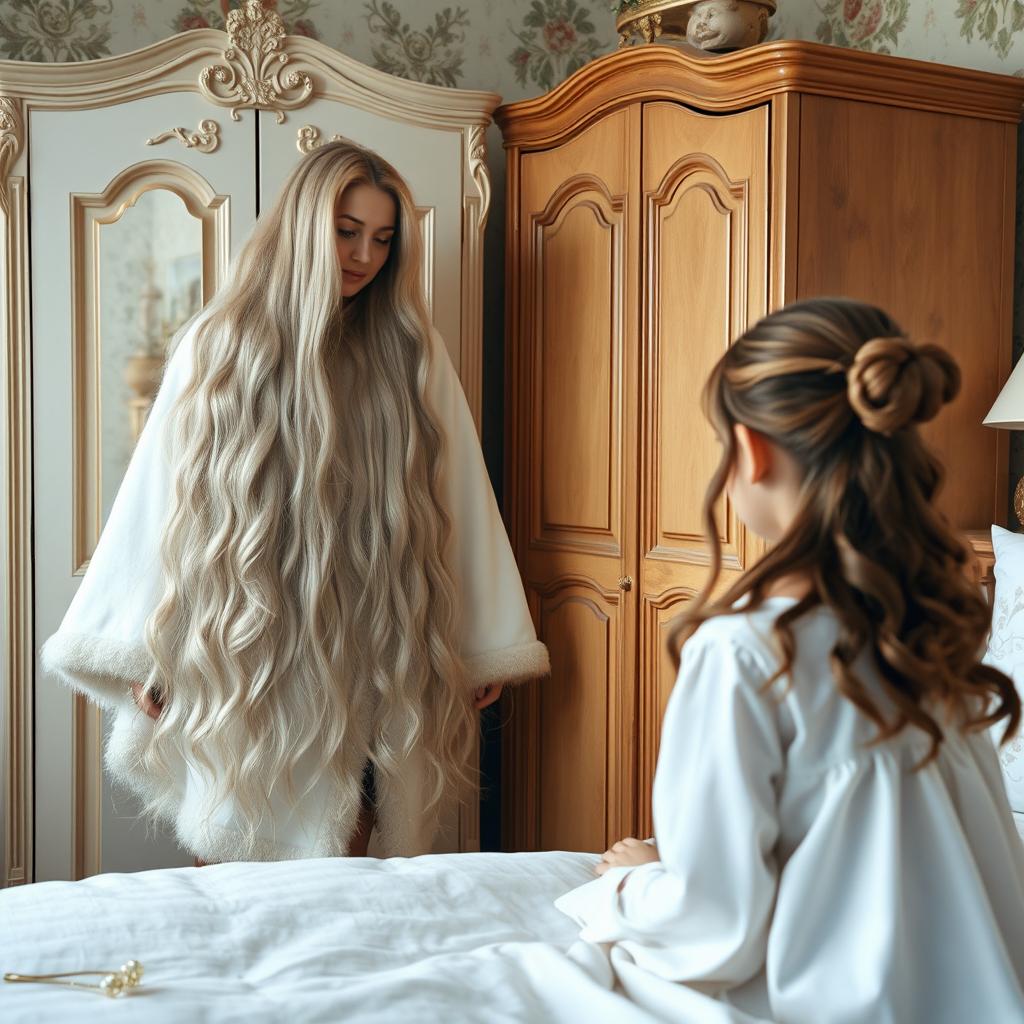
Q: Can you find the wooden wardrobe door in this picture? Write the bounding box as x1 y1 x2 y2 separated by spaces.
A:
794 96 1014 531
507 105 641 852
637 102 769 834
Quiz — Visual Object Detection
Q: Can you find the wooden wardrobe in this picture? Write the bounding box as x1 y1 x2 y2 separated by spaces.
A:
497 41 1024 852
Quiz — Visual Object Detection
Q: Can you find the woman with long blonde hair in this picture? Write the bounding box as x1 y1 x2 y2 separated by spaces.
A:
43 141 547 862
558 298 1024 1021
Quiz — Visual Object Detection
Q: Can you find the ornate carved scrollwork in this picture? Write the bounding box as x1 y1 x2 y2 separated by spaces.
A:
296 124 352 155
467 123 491 229
0 96 24 217
146 119 220 153
199 0 313 123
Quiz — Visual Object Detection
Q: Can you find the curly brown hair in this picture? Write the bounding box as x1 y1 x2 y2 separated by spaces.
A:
669 297 1020 761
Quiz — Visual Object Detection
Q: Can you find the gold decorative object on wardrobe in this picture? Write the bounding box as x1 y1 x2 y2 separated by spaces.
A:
497 41 1024 854
615 0 776 50
146 119 221 153
296 124 349 154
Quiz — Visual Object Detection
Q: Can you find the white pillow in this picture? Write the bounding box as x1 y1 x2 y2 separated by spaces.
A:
982 525 1024 813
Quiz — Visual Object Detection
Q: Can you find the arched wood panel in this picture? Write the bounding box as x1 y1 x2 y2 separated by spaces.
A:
504 107 642 852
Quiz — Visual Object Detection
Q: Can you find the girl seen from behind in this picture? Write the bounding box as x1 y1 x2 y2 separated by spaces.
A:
558 298 1024 1023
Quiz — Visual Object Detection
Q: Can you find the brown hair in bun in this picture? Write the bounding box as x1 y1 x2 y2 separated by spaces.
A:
847 336 961 437
669 297 1018 765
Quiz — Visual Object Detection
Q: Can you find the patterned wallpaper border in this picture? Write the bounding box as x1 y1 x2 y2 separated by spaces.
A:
6 2 1024 86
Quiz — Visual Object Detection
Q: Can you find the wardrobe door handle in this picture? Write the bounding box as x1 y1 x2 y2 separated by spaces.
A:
618 576 632 592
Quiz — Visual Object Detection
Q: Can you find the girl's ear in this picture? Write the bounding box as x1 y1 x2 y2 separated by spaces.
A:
734 423 773 485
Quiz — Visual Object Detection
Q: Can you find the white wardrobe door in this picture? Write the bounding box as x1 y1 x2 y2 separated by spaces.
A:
31 94 256 880
258 104 464 371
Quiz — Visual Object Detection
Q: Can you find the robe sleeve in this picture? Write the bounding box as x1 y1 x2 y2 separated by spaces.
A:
425 329 549 688
555 626 782 991
40 322 199 709
43 322 548 708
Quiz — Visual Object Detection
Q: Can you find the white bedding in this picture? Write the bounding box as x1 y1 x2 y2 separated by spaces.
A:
0 851 677 1024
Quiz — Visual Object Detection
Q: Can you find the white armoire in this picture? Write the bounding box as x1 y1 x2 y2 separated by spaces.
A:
0 1 498 885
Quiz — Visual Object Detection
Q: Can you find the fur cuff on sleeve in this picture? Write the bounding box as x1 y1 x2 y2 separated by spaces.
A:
465 640 550 688
40 631 152 709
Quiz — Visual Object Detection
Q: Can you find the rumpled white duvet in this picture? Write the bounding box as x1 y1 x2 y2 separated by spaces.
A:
0 851 720 1024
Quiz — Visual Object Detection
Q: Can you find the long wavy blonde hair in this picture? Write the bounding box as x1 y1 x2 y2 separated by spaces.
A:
670 298 1020 761
140 141 475 844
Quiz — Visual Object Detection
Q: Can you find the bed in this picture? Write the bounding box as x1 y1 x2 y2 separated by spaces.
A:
0 851 677 1024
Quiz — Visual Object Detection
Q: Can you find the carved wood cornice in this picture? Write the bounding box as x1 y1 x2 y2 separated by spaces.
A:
497 41 1024 149
0 26 499 131
198 0 313 123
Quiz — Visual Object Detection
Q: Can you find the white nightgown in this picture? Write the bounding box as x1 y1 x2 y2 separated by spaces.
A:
41 315 548 862
556 598 1024 1023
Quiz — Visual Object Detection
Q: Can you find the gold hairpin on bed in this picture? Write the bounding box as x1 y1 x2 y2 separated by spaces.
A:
3 959 144 998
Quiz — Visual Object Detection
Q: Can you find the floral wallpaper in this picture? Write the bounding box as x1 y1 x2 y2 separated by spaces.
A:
5 1 1024 102
811 0 911 53
9 1 1024 87
766 0 1024 71
508 0 604 91
0 0 114 61
956 0 1024 60
170 0 318 37
364 2 470 87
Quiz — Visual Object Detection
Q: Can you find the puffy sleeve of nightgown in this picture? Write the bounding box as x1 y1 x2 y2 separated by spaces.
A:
40 317 200 708
424 328 549 688
555 624 783 990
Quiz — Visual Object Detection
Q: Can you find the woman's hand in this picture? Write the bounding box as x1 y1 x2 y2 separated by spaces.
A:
130 682 163 720
595 836 659 876
473 683 503 710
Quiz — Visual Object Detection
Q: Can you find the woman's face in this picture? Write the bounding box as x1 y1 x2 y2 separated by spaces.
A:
334 183 397 298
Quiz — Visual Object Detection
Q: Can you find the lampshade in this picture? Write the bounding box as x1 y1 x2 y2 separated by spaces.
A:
984 357 1024 429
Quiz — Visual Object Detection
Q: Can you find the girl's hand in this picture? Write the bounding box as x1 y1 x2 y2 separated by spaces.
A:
473 683 503 710
595 837 659 875
130 682 163 720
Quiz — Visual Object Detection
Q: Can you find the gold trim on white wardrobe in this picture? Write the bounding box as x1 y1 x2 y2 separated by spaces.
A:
459 123 491 433
69 160 229 575
71 699 102 881
415 206 436 319
147 119 221 153
295 124 356 154
2 172 32 887
0 98 24 216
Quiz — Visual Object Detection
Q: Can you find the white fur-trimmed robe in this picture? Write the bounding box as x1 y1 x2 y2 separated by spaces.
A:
41 318 548 862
